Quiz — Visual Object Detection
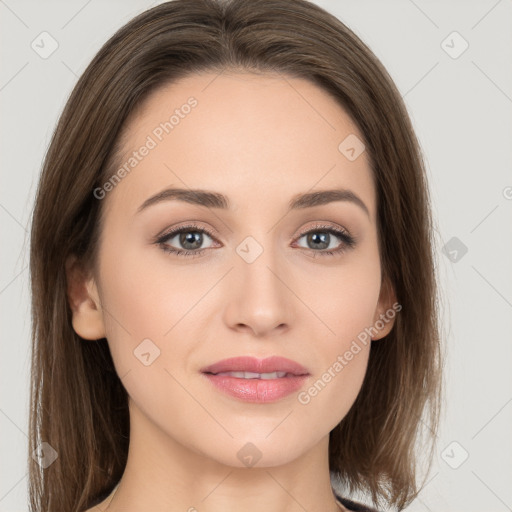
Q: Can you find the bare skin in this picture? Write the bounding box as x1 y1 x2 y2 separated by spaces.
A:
68 70 396 512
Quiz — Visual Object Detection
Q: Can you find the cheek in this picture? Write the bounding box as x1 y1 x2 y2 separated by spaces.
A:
293 254 380 424
95 241 203 427
95 236 176 376
98 235 202 341
298 343 370 422
303 247 382 345
95 233 229 399
296 272 376 430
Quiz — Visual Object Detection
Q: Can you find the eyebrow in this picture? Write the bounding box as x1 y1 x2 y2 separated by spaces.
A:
136 187 370 218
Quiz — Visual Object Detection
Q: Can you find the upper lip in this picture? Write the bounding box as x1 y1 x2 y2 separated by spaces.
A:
201 356 309 376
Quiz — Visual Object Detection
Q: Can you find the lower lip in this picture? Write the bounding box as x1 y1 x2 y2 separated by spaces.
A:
202 374 309 403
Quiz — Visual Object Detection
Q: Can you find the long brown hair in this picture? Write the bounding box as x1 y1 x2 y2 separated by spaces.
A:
29 0 442 510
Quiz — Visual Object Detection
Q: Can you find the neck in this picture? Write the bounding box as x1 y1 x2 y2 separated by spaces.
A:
99 399 344 512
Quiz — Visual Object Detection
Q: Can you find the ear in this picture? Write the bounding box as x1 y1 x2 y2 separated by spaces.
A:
371 275 398 341
65 255 106 340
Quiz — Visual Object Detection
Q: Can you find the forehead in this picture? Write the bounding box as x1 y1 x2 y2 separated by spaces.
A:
105 70 375 219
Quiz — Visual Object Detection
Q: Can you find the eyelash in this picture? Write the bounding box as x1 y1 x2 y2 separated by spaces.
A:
154 222 356 259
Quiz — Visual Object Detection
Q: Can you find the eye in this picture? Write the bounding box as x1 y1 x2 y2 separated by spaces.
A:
154 222 356 258
293 223 356 257
155 222 218 258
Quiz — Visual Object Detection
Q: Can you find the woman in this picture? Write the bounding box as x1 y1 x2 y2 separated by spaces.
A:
28 1 442 511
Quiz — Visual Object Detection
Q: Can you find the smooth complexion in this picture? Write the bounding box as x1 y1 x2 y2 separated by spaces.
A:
67 71 396 512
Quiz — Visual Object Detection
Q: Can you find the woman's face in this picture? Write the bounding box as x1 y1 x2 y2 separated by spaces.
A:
72 71 396 468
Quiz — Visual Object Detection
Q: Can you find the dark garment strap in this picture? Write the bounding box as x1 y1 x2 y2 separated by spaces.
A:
335 493 380 512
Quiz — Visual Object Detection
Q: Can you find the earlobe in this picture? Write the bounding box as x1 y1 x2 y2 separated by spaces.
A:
65 255 106 340
371 276 398 341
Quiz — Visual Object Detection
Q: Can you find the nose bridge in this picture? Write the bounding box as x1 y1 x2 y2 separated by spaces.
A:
226 232 293 335
237 232 286 300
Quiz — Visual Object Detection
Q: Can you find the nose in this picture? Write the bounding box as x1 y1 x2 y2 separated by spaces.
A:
222 242 294 338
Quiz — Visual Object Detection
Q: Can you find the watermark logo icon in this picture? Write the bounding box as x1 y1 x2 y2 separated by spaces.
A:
134 338 161 366
32 442 58 469
441 31 469 59
236 236 264 264
338 134 365 161
237 442 262 467
31 31 59 59
441 441 469 469
442 236 468 263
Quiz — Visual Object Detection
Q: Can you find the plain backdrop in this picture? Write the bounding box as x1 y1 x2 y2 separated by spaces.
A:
1 1 511 511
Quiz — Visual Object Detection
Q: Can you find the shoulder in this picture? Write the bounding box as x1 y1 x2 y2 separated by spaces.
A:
335 493 381 512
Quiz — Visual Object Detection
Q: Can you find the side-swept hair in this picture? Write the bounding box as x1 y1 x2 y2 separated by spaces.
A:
29 1 442 510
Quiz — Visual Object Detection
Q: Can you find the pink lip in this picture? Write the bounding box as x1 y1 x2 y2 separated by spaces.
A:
200 356 310 403
200 356 309 376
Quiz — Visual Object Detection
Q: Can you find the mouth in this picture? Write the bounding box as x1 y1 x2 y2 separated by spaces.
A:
200 356 310 403
200 355 309 376
209 371 292 379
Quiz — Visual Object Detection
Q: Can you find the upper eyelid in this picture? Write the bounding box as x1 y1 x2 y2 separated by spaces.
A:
156 222 216 242
157 222 351 239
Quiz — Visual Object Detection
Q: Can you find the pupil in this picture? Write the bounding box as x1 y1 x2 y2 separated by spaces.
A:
180 232 202 250
309 232 329 250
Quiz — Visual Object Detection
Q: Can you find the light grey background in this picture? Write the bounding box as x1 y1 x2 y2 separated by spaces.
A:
1 0 511 510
